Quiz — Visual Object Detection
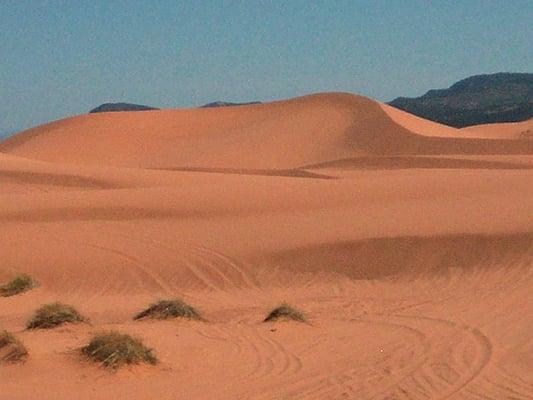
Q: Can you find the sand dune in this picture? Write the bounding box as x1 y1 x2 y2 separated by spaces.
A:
2 93 531 169
460 119 533 139
1 92 532 399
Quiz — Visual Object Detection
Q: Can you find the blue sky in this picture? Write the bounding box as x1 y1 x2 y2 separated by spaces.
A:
1 0 532 133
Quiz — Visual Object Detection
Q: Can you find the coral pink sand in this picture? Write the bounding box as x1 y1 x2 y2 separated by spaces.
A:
1 93 532 399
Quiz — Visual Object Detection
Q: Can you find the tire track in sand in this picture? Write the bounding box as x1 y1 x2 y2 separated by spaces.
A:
285 315 492 400
362 314 493 400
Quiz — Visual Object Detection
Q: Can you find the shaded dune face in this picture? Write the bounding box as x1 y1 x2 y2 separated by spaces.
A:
1 92 532 400
254 233 533 281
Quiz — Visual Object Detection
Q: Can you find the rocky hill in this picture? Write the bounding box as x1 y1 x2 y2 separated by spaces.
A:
89 103 159 113
201 101 261 108
389 73 533 127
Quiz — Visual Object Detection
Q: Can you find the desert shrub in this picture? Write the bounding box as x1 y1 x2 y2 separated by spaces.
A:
0 331 28 362
264 303 306 322
27 302 85 329
0 274 37 297
134 299 203 321
82 331 157 368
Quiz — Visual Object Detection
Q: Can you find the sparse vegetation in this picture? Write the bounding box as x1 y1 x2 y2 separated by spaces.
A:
264 303 306 322
134 299 203 321
0 274 37 297
82 331 157 368
0 331 28 363
27 302 85 329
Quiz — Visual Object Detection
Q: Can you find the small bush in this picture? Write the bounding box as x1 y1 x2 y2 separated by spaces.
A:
0 331 28 363
0 274 37 297
134 299 203 321
264 303 306 322
82 331 157 368
27 302 85 329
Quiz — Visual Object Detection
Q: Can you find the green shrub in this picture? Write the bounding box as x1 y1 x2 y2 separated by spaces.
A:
0 331 28 362
27 302 85 329
82 331 157 368
264 303 306 322
0 274 36 297
134 299 203 321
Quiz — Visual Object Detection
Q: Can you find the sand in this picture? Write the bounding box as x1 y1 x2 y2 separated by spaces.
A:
0 92 532 399
460 119 533 139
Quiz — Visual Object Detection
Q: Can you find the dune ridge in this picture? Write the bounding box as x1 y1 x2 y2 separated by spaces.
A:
1 92 532 399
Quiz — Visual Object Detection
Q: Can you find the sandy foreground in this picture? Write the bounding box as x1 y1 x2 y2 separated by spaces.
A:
0 93 532 399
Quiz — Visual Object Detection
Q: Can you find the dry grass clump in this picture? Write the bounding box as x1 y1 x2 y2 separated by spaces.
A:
0 274 37 297
134 299 203 321
0 331 28 363
264 303 306 323
82 331 157 369
27 302 86 329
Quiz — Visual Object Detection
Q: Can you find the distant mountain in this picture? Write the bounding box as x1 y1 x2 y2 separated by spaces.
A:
89 101 262 113
89 102 158 113
201 101 261 108
388 73 533 127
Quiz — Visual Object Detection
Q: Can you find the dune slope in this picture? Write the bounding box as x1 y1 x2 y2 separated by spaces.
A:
0 92 532 400
460 119 533 139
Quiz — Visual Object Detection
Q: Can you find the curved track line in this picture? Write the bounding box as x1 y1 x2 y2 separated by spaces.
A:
372 314 493 400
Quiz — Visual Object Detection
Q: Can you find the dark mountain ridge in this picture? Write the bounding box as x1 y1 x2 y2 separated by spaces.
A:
388 72 533 127
89 100 262 114
89 103 159 113
200 101 261 108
